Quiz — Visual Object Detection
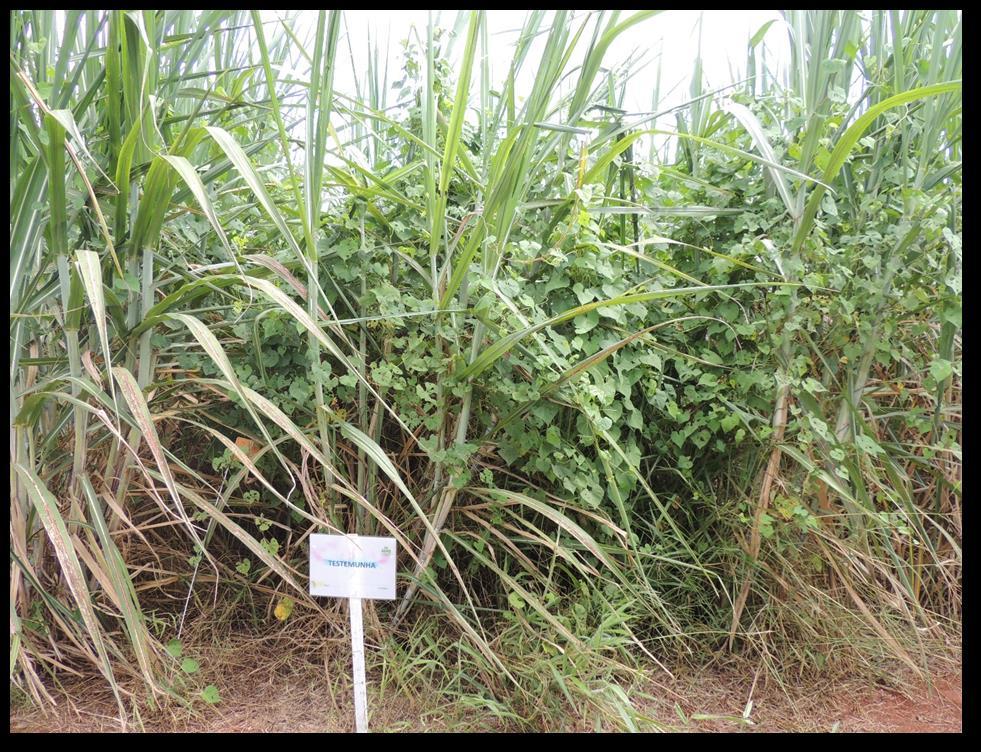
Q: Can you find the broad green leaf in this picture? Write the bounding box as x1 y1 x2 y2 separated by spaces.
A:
180 658 200 674
929 359 953 382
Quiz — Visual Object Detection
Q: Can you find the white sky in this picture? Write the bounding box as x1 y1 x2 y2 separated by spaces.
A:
270 10 787 116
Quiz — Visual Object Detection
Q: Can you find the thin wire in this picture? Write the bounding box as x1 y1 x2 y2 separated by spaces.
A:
178 465 227 638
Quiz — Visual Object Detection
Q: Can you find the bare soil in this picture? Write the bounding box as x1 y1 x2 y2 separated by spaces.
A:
10 665 960 733
646 668 961 733
829 674 961 733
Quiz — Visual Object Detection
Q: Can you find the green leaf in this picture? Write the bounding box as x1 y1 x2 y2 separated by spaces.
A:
181 657 200 674
792 80 962 254
459 282 794 381
166 639 183 659
758 513 775 539
802 377 827 394
929 359 953 382
724 101 796 217
749 19 777 47
200 685 221 704
855 434 884 456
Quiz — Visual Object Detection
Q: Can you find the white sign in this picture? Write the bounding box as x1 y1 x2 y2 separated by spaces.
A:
309 533 397 600
309 533 397 733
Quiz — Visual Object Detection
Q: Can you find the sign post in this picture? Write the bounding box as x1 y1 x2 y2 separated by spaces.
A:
349 596 367 733
309 533 397 733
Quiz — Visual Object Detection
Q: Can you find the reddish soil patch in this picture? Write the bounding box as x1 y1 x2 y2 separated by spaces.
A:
829 674 961 733
646 668 962 733
9 626 962 734
11 669 960 733
9 676 447 733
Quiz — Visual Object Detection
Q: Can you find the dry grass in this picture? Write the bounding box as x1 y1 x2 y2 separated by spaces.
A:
9 630 456 733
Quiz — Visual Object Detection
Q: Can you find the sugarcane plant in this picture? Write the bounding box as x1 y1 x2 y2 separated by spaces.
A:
9 9 960 728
